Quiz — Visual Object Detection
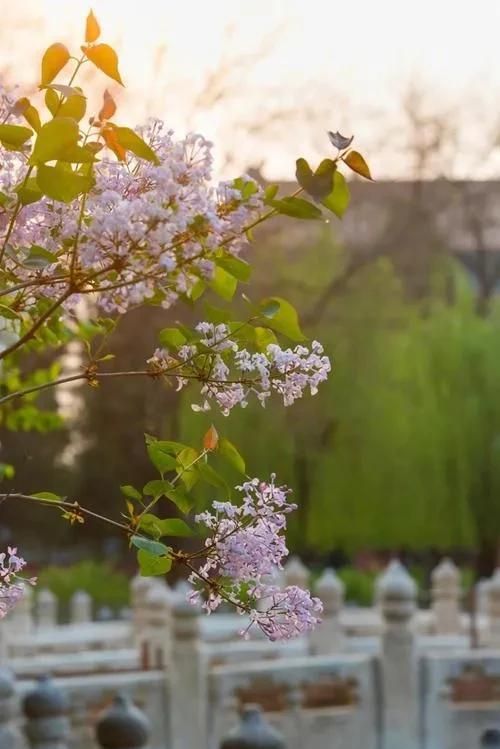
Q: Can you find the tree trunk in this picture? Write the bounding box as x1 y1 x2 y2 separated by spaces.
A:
475 540 499 580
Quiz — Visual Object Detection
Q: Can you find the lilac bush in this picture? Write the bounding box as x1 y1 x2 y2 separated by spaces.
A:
0 11 371 638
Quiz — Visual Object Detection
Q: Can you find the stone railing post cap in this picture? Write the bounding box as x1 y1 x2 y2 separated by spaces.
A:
23 674 69 718
316 567 344 593
378 560 417 598
220 703 286 749
96 693 150 749
431 558 459 582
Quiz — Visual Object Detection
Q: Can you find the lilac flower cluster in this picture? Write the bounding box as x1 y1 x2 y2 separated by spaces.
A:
0 108 263 314
148 322 331 415
0 546 35 619
187 476 322 640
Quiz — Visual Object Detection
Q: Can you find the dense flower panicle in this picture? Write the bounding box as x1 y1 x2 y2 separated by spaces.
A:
0 546 35 619
188 476 322 640
148 322 331 415
248 586 324 641
0 108 263 315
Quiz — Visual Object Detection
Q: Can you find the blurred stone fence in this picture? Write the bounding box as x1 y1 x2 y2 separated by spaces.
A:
2 558 500 747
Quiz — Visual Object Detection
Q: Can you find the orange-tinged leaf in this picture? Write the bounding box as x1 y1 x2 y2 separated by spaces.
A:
101 125 126 161
41 43 70 86
343 150 373 180
85 10 101 43
82 44 123 85
203 425 219 452
98 89 116 122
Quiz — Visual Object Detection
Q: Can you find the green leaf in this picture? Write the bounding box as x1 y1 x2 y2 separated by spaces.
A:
264 183 279 201
210 265 238 301
196 462 229 492
147 444 178 475
203 303 231 324
36 164 93 203
158 328 187 349
58 94 87 122
113 127 159 163
23 245 59 269
30 491 62 503
216 256 251 282
139 514 193 538
131 535 170 556
219 438 246 474
120 485 142 501
45 88 59 116
144 436 188 454
254 326 278 351
260 300 281 319
321 171 350 218
142 479 171 499
269 196 322 220
259 297 305 341
59 145 97 164
176 447 199 491
296 157 336 200
157 518 193 537
163 485 194 514
16 178 43 206
0 124 33 149
137 548 172 576
30 118 79 164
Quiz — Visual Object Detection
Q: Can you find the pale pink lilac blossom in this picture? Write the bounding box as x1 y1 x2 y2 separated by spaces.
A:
0 546 36 619
187 476 323 640
148 322 331 415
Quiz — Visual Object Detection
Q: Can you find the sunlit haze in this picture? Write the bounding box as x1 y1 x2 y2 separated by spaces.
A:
3 0 500 178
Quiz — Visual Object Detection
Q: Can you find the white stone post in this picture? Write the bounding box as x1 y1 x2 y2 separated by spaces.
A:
130 574 155 645
487 568 500 648
36 588 57 630
70 590 92 624
169 588 206 749
431 558 461 635
283 556 309 589
0 668 22 749
379 560 419 749
142 581 172 669
7 583 33 636
310 568 345 654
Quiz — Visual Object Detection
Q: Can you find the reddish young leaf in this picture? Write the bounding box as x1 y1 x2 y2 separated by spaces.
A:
203 425 219 452
101 125 126 161
98 89 117 122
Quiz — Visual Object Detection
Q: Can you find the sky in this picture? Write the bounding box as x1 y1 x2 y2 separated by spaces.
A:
3 0 500 179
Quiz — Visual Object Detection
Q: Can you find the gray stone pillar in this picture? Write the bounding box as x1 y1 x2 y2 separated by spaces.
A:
488 569 500 648
169 587 206 749
283 557 308 590
96 694 150 749
142 582 172 669
130 575 155 645
220 705 286 749
311 568 345 654
36 590 57 630
0 668 22 749
379 560 418 749
431 558 461 635
9 583 34 635
23 675 70 749
70 590 92 624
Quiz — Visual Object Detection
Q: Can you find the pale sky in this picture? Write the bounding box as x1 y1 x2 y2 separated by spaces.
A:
3 0 500 179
